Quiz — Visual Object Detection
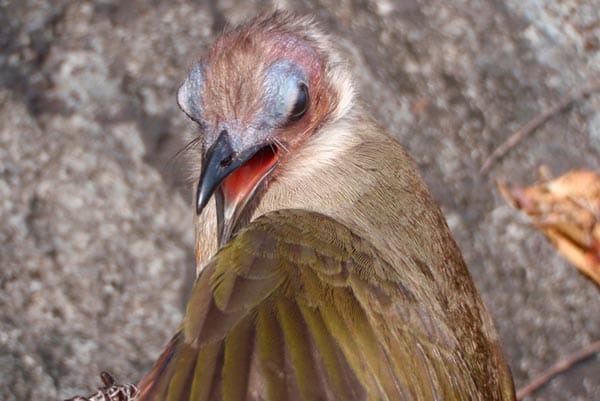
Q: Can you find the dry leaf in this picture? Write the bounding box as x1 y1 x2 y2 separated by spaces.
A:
498 169 600 286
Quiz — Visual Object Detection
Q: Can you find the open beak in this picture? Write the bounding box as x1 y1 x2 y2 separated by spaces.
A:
196 130 279 247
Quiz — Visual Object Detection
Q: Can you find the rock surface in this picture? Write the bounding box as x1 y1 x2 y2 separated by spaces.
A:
1 1 598 400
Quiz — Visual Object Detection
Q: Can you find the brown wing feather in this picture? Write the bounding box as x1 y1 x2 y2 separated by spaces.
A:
137 210 494 401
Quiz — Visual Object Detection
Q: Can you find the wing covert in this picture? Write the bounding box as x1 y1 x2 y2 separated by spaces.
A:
138 209 479 401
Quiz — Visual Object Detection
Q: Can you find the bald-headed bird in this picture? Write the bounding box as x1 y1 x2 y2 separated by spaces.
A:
137 11 515 401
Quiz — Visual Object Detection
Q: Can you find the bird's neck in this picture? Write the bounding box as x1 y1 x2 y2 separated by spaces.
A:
195 109 458 282
257 111 452 272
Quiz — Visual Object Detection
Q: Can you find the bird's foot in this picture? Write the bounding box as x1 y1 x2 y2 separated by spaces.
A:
63 371 138 401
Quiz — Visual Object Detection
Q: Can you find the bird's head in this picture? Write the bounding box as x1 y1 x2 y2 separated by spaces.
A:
177 12 354 246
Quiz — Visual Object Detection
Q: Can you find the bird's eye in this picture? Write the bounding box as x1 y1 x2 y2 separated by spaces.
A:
288 83 308 122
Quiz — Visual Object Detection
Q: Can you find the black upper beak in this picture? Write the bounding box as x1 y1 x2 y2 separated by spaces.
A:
196 130 263 215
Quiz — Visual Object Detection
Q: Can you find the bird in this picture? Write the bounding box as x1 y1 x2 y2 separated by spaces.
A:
136 11 516 401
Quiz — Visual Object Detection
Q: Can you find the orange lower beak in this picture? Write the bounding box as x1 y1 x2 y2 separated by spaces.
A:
196 131 279 246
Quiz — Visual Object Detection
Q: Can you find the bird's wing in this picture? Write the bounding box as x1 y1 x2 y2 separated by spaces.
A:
137 209 479 401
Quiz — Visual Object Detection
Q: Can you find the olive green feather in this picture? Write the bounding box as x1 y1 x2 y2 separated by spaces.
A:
137 210 507 401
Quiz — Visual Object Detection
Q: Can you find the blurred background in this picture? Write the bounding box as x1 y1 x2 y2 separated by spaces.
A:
1 1 599 400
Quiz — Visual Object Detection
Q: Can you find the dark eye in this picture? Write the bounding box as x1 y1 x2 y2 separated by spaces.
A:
289 82 308 122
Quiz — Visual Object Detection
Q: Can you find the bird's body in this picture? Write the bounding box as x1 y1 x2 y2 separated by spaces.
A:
137 12 515 401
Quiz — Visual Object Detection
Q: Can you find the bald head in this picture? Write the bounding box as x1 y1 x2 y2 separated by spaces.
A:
177 12 353 154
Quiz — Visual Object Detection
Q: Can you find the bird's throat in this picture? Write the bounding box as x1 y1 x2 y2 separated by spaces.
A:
217 146 279 246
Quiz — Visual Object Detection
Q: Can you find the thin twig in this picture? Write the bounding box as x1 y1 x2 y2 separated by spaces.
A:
516 340 600 400
480 78 600 175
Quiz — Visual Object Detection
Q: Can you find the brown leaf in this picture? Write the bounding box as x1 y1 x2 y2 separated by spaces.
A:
498 169 600 286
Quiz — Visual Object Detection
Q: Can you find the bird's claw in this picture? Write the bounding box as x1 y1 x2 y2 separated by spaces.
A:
63 371 138 401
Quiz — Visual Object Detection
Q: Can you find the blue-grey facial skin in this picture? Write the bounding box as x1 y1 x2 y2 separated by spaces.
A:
261 60 307 128
177 63 204 124
177 59 307 154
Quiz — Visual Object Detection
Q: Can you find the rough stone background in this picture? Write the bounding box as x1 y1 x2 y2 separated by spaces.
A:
1 0 599 400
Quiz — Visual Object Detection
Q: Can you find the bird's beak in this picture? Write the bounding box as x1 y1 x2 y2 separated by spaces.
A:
196 130 279 247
